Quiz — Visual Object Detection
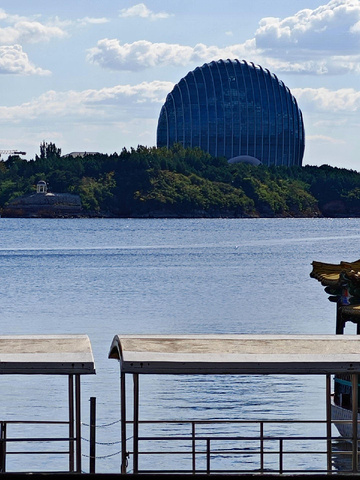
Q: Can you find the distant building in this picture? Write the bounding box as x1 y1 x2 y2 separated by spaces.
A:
157 59 305 167
2 180 82 218
36 180 48 194
63 152 99 158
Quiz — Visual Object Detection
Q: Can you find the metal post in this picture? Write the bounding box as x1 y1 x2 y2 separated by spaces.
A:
0 422 6 473
68 375 74 472
192 422 196 473
352 373 359 473
133 373 139 475
326 374 332 472
121 372 127 474
75 374 82 473
206 439 211 474
89 397 96 474
260 421 264 472
279 439 283 474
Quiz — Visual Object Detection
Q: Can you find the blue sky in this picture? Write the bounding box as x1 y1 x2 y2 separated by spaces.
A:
0 0 359 170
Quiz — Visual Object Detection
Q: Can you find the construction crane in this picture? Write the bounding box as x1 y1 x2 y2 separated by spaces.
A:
0 150 26 158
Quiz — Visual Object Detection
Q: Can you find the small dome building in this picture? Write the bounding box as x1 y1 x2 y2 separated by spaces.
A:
36 180 48 194
157 59 305 167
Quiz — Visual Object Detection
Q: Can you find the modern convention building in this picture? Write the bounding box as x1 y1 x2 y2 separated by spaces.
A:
157 59 305 167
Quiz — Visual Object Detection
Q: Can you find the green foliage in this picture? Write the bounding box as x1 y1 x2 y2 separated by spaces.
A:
134 170 254 216
36 141 62 161
0 141 360 217
76 172 116 212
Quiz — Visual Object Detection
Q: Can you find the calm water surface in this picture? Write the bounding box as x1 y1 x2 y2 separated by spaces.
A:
1 217 360 472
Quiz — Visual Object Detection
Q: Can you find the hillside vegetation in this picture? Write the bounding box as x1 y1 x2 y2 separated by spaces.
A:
1 142 360 218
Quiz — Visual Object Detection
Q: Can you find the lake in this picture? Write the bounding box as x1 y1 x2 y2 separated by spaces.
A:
1 217 360 473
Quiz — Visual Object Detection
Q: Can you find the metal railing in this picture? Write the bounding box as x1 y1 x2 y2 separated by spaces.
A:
0 420 73 473
124 418 360 474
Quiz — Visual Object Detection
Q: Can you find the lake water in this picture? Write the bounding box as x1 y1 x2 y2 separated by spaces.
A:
1 217 360 473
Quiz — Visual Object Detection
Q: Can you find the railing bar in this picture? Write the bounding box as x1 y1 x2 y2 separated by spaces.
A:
127 449 331 455
126 419 329 423
0 421 69 424
6 451 70 455
137 435 337 441
136 469 339 474
126 421 331 427
5 437 72 443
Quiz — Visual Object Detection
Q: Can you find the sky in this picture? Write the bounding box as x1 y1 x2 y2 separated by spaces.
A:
0 0 360 170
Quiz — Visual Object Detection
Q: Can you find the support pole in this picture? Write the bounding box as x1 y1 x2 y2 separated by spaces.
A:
89 397 96 474
352 373 359 473
121 372 127 474
0 422 6 473
326 374 332 472
192 422 196 474
75 374 82 473
133 373 139 475
68 375 74 472
336 302 344 334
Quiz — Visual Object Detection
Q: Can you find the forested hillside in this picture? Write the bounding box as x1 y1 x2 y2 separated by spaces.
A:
1 142 360 218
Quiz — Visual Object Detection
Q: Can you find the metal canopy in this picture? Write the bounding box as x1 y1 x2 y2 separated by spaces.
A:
0 334 95 375
108 334 360 375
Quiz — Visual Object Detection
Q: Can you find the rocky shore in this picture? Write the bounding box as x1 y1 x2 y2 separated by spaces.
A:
2 192 82 218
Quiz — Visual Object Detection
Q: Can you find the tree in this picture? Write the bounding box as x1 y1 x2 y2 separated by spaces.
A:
36 141 62 160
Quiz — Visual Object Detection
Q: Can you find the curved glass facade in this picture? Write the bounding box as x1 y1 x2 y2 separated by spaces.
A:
157 59 305 167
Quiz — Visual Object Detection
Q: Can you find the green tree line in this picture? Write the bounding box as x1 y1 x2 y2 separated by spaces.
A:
1 142 360 217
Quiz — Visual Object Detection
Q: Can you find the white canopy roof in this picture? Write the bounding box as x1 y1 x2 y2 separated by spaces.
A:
0 334 95 375
109 334 360 375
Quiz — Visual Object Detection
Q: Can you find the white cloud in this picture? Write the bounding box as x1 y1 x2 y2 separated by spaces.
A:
88 0 360 76
254 0 360 54
0 12 67 45
0 44 50 75
119 3 172 21
77 17 109 27
292 87 360 112
87 36 360 76
0 9 107 75
0 81 173 121
86 38 250 71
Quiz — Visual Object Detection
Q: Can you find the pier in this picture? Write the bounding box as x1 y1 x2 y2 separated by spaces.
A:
0 335 95 474
109 334 360 475
2 334 360 476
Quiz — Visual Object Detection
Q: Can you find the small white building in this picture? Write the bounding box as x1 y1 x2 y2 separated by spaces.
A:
36 180 47 194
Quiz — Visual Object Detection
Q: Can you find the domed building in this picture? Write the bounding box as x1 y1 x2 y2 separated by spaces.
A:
157 59 305 167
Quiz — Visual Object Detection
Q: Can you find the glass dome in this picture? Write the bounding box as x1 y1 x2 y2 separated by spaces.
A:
157 59 305 167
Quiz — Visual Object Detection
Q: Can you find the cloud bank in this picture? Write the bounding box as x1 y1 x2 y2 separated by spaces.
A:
1 82 359 125
89 0 360 75
87 39 250 71
293 87 360 113
0 8 106 75
0 81 174 121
